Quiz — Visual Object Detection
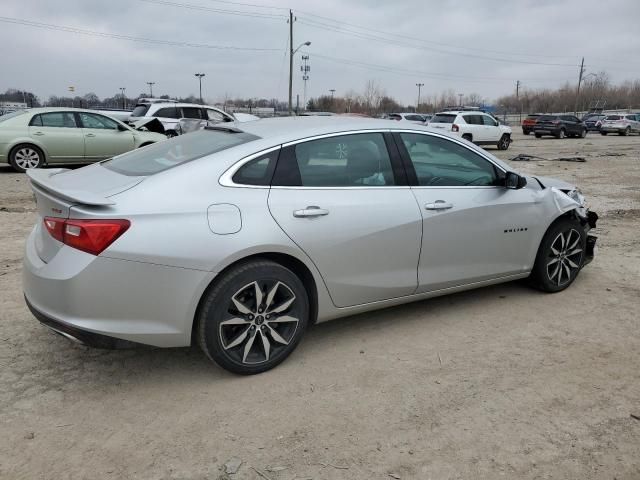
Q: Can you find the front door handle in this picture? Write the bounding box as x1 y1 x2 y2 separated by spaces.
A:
293 206 329 218
32 131 44 136
425 200 453 210
85 133 96 137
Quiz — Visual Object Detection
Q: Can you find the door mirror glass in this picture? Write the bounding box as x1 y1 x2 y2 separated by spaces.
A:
117 123 128 131
505 171 526 189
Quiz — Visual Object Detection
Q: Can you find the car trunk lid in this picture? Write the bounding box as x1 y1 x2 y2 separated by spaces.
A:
27 165 143 263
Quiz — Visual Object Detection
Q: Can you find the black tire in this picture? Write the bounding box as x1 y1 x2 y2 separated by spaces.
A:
461 133 472 142
535 132 542 138
197 260 309 374
601 131 608 136
9 144 44 173
555 128 566 139
580 128 587 138
522 129 530 135
497 134 510 150
165 130 178 138
529 218 587 293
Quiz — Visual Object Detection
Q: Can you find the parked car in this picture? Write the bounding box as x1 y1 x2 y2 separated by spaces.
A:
23 117 597 374
0 108 166 172
521 114 541 135
387 113 431 124
533 115 587 139
582 114 607 132
428 110 512 149
128 101 234 137
599 114 640 136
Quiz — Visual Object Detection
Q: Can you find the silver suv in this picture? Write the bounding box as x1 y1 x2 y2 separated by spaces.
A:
129 101 234 137
599 114 640 136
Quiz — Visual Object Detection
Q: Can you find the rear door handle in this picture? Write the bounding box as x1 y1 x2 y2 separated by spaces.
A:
425 200 453 210
32 131 44 136
293 206 329 218
85 133 96 138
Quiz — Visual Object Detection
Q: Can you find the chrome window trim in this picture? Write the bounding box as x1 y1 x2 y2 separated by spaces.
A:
219 128 508 189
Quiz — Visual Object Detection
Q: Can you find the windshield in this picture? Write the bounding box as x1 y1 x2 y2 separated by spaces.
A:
0 110 28 122
131 105 150 117
430 114 456 123
102 129 260 176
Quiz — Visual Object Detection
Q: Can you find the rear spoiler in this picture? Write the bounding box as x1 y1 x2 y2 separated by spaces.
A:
26 169 116 206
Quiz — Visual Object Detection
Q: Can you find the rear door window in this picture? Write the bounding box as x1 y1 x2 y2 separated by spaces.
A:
181 107 202 119
153 107 180 119
30 112 77 128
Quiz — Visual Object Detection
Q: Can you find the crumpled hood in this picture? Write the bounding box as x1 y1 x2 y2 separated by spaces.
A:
131 117 165 134
529 175 576 191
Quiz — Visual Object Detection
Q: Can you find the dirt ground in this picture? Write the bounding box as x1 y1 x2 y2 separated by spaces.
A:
1 131 639 480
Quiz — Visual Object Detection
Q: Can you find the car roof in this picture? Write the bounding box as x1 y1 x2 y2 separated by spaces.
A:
14 107 129 118
145 103 224 110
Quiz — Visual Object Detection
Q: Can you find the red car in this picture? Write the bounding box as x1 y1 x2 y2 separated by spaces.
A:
522 114 541 135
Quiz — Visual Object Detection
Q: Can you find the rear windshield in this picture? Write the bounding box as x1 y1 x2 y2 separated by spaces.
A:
430 114 456 123
102 129 260 176
538 115 557 121
131 105 150 117
387 114 402 120
525 114 540 119
605 115 621 120
0 110 27 122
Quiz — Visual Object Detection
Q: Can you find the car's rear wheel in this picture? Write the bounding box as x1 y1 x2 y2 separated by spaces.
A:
530 218 586 293
461 133 472 142
522 129 530 135
580 128 587 138
197 260 309 374
497 134 510 150
9 144 44 173
535 132 542 138
601 131 608 135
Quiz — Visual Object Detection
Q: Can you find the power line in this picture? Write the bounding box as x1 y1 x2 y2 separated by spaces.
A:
0 16 283 51
136 0 285 19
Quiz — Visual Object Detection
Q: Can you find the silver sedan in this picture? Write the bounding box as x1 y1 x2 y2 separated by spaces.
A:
23 117 598 374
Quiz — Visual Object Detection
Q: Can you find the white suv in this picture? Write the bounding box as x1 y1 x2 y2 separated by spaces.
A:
129 101 234 137
428 111 512 150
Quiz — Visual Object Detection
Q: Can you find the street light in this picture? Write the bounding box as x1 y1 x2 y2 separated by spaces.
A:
329 89 336 112
416 83 424 112
119 87 126 110
289 39 311 116
195 73 205 104
146 82 155 97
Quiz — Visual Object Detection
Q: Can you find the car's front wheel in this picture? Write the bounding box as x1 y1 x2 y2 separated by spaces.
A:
9 144 44 173
197 260 309 374
497 134 510 150
530 218 586 293
556 128 566 139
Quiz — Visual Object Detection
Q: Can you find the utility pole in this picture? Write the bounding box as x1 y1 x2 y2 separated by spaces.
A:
146 82 155 97
458 93 464 107
195 73 205 103
119 87 126 109
416 83 424 112
516 80 521 124
301 55 310 111
288 10 294 116
574 57 585 115
329 89 336 112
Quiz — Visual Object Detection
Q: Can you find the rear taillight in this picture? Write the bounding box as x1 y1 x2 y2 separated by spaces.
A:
452 124 459 132
44 217 130 255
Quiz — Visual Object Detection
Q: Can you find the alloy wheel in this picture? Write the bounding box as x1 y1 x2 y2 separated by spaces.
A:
219 280 300 365
546 229 583 287
14 147 41 169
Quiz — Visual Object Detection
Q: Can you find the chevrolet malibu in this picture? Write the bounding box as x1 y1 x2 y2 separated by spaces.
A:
0 108 166 172
23 117 598 374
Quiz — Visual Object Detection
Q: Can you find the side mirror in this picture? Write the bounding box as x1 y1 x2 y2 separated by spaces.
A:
505 171 527 189
117 123 128 132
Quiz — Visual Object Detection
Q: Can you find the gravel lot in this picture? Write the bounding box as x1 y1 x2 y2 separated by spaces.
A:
1 131 639 479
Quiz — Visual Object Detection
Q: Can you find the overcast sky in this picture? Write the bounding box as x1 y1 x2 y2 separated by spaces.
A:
1 0 639 106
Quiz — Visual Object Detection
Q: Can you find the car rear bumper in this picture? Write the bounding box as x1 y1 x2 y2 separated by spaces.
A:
600 124 628 132
23 227 211 348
